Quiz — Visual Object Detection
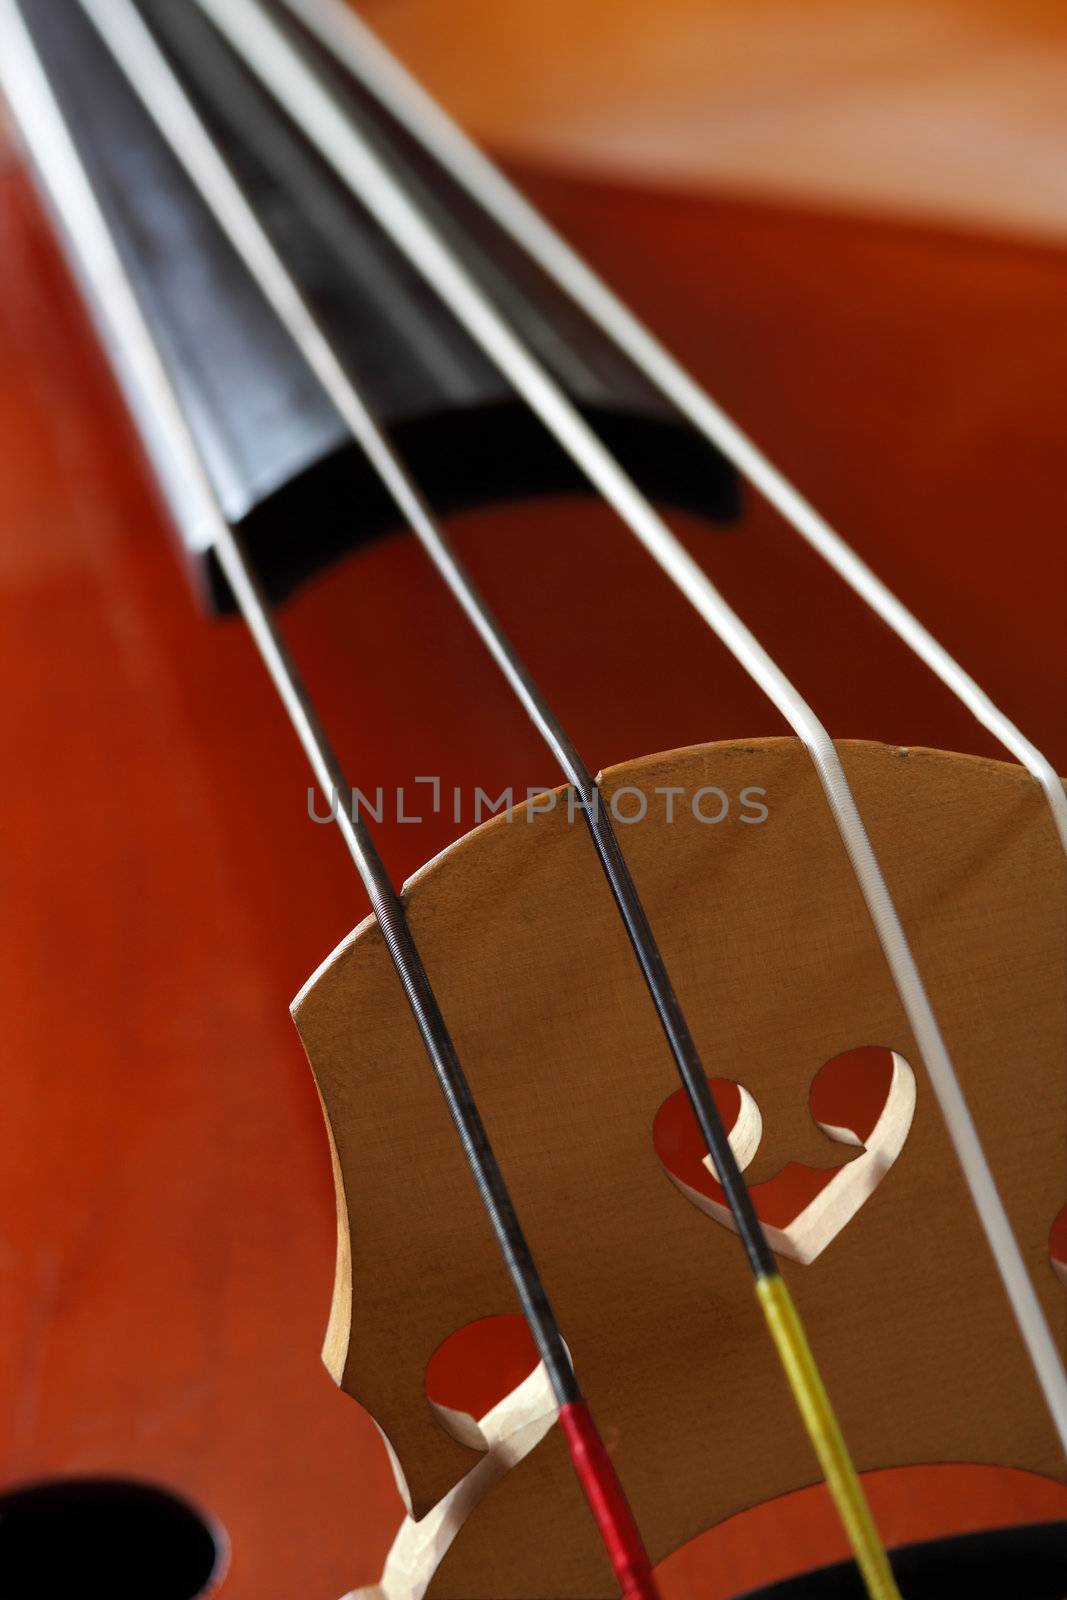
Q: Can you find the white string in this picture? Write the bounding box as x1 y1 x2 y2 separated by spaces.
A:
276 0 1067 860
195 0 1067 1448
75 0 591 779
0 0 379 895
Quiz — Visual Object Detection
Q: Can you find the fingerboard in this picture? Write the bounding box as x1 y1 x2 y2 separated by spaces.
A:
8 0 737 609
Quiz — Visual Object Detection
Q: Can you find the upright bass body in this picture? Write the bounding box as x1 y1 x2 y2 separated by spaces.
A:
1 2 1065 1597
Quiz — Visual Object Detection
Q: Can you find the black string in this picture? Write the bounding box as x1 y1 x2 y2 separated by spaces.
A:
344 786 582 1403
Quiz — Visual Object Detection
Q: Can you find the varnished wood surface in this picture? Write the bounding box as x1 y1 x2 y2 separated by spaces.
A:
359 0 1067 245
1 137 1065 1595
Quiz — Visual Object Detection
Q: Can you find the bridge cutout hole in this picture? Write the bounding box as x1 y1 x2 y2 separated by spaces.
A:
653 1047 915 1263
424 1314 549 1450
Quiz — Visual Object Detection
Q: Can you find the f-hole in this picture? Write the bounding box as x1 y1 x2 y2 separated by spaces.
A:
0 1478 225 1598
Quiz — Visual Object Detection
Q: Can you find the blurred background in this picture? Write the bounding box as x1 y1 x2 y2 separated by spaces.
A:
360 0 1067 244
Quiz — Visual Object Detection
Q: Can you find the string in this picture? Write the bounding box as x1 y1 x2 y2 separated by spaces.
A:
280 0 1067 861
193 0 1067 1457
79 5 907 1596
5 5 655 1593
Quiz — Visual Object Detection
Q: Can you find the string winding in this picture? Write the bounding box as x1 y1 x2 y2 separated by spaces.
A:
80 2 905 1595
27 0 1066 1586
7 4 655 1593
194 0 1067 1456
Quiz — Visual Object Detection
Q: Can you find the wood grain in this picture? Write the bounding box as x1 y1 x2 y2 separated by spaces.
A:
295 738 1066 1597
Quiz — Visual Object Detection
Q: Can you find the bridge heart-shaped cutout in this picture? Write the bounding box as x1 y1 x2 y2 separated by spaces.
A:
652 1047 916 1264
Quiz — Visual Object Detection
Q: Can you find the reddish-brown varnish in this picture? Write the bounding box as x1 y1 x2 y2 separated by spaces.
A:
2 108 1065 1600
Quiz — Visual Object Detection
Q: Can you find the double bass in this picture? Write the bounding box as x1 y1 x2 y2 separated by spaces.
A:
1 2 1064 1596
